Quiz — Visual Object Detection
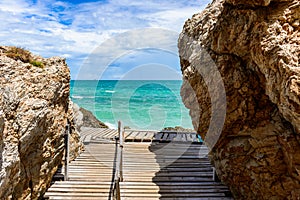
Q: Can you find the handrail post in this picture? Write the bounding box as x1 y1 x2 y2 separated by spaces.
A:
118 121 121 139
118 121 124 182
115 178 121 200
113 121 124 200
120 128 124 182
213 167 220 182
119 121 123 147
64 124 70 181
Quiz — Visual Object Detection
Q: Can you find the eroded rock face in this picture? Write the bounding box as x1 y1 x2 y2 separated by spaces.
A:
179 0 300 199
68 101 84 161
72 103 108 131
0 46 81 199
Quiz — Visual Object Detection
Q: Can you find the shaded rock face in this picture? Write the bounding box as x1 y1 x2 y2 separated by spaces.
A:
179 0 299 199
67 103 107 160
0 46 81 199
72 103 108 130
68 101 84 161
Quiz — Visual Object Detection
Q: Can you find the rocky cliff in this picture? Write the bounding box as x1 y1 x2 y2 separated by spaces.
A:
0 46 82 199
179 0 299 199
72 103 108 131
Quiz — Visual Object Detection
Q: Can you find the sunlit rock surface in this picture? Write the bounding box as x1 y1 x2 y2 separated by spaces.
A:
0 46 82 199
179 0 300 198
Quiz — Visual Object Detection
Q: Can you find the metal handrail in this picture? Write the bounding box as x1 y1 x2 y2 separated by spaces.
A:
64 124 70 181
112 121 124 200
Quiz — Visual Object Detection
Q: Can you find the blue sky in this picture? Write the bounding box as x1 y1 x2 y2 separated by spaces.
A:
0 0 210 80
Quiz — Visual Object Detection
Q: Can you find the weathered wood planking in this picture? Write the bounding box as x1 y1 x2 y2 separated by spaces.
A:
80 127 201 143
121 142 232 199
44 140 117 199
44 128 232 200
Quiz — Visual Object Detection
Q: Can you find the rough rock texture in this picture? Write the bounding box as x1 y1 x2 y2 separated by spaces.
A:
0 46 81 199
162 126 195 132
72 103 108 130
67 102 108 160
179 0 300 199
68 101 84 161
79 107 108 128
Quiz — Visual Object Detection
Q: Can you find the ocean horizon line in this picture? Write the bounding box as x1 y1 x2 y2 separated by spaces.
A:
70 79 193 130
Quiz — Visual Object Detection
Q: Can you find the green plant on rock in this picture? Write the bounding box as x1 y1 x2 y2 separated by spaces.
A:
30 60 44 68
5 47 44 68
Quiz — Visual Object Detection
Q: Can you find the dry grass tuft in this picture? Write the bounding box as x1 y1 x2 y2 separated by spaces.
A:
5 47 44 68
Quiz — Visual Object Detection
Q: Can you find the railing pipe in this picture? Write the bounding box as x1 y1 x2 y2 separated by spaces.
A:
113 121 124 200
119 122 124 182
64 124 70 181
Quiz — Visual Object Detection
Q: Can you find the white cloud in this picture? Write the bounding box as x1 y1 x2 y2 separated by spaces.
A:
76 28 180 80
120 64 182 80
0 0 210 79
144 7 207 31
0 0 32 13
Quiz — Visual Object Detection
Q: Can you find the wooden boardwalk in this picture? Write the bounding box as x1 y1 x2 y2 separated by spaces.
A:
120 143 231 199
80 127 202 143
44 128 232 200
44 140 117 199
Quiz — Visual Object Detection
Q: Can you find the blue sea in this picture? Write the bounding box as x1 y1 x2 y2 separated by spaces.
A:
70 80 193 131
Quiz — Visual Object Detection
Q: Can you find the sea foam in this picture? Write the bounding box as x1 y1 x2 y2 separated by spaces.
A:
104 122 117 129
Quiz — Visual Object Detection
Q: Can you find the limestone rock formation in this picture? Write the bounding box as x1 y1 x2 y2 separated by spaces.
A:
72 103 108 130
0 46 81 199
179 0 300 199
162 126 195 132
68 103 108 160
68 101 84 161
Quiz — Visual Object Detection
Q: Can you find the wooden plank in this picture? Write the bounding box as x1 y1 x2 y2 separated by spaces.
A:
47 197 109 200
120 193 226 197
88 129 103 139
153 132 163 141
52 181 113 185
49 184 112 188
45 129 232 200
186 133 193 142
104 129 118 138
120 188 230 193
167 133 176 142
121 171 213 177
97 129 113 138
141 131 154 142
161 133 169 142
121 198 233 200
47 188 111 192
129 131 142 141
121 185 228 189
120 182 228 186
44 192 111 197
191 133 198 143
83 135 92 143
173 133 181 142
124 131 135 141
123 177 213 182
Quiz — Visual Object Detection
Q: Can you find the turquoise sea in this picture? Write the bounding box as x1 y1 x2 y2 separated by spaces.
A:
70 80 193 131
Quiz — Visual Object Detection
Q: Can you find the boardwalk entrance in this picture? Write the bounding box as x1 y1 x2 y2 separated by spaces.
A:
44 128 232 200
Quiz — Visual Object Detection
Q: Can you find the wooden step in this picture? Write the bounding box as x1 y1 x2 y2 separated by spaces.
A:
44 128 232 199
120 192 227 197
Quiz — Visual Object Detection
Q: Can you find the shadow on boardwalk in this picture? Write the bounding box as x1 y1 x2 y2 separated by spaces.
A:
149 141 233 200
